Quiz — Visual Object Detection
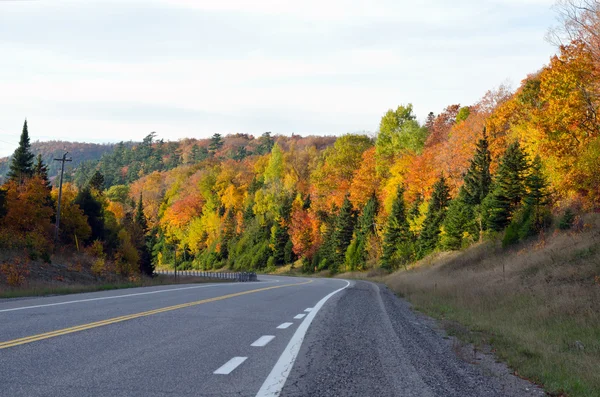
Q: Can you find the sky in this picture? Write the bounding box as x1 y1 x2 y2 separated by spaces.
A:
0 0 558 157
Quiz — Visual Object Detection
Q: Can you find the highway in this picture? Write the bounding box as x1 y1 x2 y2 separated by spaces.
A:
0 275 542 396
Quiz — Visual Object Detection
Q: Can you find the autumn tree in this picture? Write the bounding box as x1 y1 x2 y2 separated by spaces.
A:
376 104 428 175
8 120 35 184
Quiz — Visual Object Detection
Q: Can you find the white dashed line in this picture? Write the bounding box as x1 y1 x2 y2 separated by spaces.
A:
277 322 293 329
251 335 276 347
304 308 313 312
293 314 306 319
256 280 351 397
214 357 248 375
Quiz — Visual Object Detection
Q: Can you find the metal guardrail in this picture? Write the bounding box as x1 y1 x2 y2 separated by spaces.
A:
155 270 258 282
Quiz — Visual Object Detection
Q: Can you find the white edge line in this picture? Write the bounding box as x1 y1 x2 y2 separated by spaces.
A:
0 281 277 313
293 314 306 319
256 280 351 397
276 322 293 329
214 356 248 375
251 335 276 347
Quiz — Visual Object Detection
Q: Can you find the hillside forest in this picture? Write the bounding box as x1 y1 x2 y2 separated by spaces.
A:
1 6 600 282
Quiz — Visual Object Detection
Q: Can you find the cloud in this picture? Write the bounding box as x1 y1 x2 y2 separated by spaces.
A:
0 0 558 157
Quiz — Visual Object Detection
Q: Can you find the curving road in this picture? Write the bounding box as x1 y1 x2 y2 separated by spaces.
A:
0 276 542 396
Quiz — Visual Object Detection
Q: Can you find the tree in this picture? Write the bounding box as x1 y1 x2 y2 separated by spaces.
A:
134 194 154 276
418 175 451 257
331 196 356 272
256 132 275 155
0 187 6 219
8 120 35 184
346 194 379 271
456 106 471 122
33 154 51 190
376 104 428 175
522 155 551 235
440 190 477 250
208 133 224 155
74 187 105 243
89 170 105 192
486 141 529 231
381 186 411 269
462 128 492 205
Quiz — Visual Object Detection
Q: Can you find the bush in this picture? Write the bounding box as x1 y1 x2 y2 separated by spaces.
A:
559 208 576 230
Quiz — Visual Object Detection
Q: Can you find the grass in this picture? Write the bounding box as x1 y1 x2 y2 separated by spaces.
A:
0 275 226 299
385 214 600 397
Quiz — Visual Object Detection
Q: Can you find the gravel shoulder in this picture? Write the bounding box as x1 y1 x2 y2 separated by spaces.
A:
282 280 546 397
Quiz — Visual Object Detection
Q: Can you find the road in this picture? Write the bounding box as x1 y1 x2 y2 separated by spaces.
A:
0 275 543 396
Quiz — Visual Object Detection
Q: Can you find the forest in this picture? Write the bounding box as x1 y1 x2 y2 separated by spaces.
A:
1 7 599 282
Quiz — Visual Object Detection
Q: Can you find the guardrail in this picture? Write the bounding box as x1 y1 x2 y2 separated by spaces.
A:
155 270 257 282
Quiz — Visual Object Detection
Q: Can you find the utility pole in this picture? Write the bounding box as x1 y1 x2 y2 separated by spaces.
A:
54 151 72 244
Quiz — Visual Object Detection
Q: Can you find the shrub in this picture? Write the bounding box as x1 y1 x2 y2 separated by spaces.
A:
559 208 576 230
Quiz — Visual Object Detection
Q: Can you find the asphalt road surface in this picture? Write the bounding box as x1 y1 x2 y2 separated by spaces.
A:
0 275 544 396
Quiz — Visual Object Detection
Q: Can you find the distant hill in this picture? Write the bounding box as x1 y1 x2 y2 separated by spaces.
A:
0 140 121 184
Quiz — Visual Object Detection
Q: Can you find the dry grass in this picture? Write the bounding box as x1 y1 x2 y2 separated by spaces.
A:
386 214 600 397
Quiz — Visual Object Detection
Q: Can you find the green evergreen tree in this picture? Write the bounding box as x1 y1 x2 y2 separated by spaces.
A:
135 194 154 276
407 193 424 240
381 186 412 269
74 187 105 243
463 128 492 206
270 221 289 266
440 189 477 250
33 154 52 190
346 194 379 271
89 170 105 192
0 187 7 219
486 141 529 231
256 132 275 155
208 133 224 155
417 175 451 257
331 196 356 272
8 120 35 183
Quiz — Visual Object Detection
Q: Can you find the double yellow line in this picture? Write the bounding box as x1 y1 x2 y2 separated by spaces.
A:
0 280 313 350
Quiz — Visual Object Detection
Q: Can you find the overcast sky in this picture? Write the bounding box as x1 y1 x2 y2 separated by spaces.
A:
0 0 557 157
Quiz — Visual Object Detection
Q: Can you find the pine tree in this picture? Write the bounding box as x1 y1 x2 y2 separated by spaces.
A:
332 195 356 272
208 133 224 154
346 194 379 270
523 155 551 234
0 187 6 219
89 170 105 192
270 220 289 266
33 154 52 190
418 175 451 257
381 186 411 269
486 141 529 231
256 132 275 155
135 194 154 276
8 120 35 184
74 187 105 242
463 128 492 206
440 189 477 250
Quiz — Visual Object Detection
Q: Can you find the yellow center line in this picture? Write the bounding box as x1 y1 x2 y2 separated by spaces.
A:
0 280 313 350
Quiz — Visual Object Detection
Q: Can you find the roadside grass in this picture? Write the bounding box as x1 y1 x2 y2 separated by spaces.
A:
0 275 226 299
386 214 600 397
